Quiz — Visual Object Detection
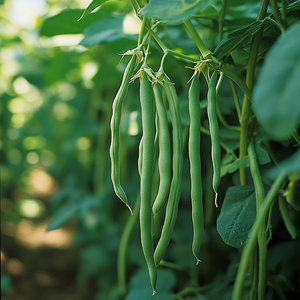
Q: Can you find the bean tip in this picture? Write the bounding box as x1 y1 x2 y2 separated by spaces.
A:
214 193 218 208
127 204 133 215
196 258 201 265
152 290 157 296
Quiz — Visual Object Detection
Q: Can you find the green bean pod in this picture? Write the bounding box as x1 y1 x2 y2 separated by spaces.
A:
154 75 183 265
139 72 157 295
152 83 171 216
110 55 136 215
188 75 204 264
207 71 221 206
278 195 297 239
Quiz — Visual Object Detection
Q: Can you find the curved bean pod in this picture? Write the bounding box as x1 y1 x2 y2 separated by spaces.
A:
139 72 157 295
278 195 297 239
152 83 171 216
207 71 221 207
110 55 136 215
154 75 183 265
188 75 204 264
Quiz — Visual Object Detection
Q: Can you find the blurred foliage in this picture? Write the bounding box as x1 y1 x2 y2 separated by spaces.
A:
1 0 300 300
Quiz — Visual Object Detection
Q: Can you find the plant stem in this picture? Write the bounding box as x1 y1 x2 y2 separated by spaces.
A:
248 140 267 300
239 0 269 185
232 171 286 300
117 194 140 294
270 0 286 32
219 0 227 40
183 19 212 58
138 17 148 45
229 79 241 120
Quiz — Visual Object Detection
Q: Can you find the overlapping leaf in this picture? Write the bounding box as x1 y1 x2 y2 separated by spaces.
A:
78 0 110 21
253 22 300 140
79 17 137 47
140 0 210 24
217 186 256 248
40 2 117 36
213 20 264 60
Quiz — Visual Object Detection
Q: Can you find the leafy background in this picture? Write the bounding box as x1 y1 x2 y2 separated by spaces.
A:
1 0 300 300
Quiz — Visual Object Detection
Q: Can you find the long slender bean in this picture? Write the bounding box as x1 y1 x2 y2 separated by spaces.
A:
110 56 136 215
188 75 204 264
152 83 171 216
154 74 183 265
207 71 221 207
139 72 157 295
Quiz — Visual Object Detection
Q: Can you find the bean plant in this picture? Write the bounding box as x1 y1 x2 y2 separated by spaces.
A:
41 0 300 299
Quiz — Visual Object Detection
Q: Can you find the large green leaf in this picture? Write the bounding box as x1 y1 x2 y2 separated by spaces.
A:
253 22 300 140
140 0 210 24
217 186 256 248
213 20 264 60
79 17 137 47
40 5 116 36
78 0 110 21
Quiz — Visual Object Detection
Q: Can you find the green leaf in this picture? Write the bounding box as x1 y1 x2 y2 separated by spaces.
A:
46 203 78 231
255 141 270 165
253 22 300 140
140 0 210 25
286 0 300 12
266 149 300 180
217 186 256 248
79 17 137 47
228 156 250 173
78 0 110 21
125 269 175 299
221 154 235 177
213 20 264 60
40 6 116 36
40 9 88 36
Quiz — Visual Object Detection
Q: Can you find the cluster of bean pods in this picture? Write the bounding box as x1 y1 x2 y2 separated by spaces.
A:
110 53 221 294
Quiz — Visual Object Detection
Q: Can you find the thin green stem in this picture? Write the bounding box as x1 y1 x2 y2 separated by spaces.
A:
145 24 168 52
183 19 212 58
138 17 148 45
280 0 287 27
117 194 140 294
267 272 288 300
219 67 252 102
229 79 241 120
216 73 241 132
270 0 286 32
265 16 281 30
248 140 267 300
130 0 140 14
167 50 198 63
232 171 287 300
158 260 185 271
239 0 269 185
219 0 227 40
